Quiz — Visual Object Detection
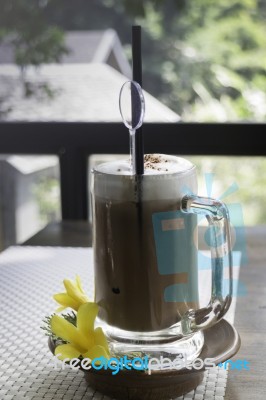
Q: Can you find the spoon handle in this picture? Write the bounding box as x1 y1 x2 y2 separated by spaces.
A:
129 129 136 174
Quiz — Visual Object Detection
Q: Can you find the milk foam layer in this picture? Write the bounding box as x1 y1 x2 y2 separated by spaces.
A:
95 154 193 175
92 154 197 201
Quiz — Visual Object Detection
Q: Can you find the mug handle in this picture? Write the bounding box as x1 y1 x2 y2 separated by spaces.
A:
180 194 233 335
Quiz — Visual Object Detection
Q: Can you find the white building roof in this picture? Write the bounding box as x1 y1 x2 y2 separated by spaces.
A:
4 155 58 175
0 63 180 122
0 30 132 78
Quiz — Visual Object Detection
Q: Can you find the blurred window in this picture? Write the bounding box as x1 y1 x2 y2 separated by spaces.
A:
0 155 60 250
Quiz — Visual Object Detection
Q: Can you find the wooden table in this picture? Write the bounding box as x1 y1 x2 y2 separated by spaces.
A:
23 220 92 247
224 226 266 399
23 222 266 399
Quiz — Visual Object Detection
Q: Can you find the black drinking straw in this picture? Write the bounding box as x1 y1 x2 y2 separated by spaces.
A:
132 25 144 175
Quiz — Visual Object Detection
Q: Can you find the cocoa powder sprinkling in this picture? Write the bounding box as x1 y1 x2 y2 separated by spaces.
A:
144 154 169 171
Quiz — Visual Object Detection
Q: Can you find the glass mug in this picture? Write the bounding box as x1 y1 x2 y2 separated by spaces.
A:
91 154 232 359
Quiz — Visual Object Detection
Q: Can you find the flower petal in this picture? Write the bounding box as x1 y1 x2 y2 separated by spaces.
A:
53 293 79 311
55 344 81 361
76 275 85 294
83 345 110 364
51 315 87 352
94 327 110 355
77 303 98 334
64 279 89 304
55 306 66 313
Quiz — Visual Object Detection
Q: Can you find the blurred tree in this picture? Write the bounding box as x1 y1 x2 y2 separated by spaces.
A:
189 156 266 225
131 0 266 121
158 0 266 122
1 0 265 120
0 0 67 72
43 0 266 121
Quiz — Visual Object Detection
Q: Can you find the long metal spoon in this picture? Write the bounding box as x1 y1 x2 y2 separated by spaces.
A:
119 80 145 174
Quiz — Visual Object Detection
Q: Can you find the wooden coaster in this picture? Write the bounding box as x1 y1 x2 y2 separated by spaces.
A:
49 319 240 400
84 368 204 400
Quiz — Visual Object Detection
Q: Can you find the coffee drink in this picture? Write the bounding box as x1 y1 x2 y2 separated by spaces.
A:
91 154 199 333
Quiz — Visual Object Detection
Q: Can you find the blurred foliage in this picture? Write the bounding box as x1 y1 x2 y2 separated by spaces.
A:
1 0 265 120
0 0 68 70
134 0 266 121
41 0 266 121
188 156 266 225
33 178 60 224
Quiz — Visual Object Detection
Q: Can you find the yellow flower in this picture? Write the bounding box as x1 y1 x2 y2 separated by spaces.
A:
51 302 110 362
53 275 90 312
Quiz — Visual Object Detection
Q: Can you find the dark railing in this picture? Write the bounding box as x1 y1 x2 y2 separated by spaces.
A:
1 122 265 220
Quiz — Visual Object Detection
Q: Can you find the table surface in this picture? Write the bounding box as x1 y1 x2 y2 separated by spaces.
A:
17 222 266 398
23 220 92 248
